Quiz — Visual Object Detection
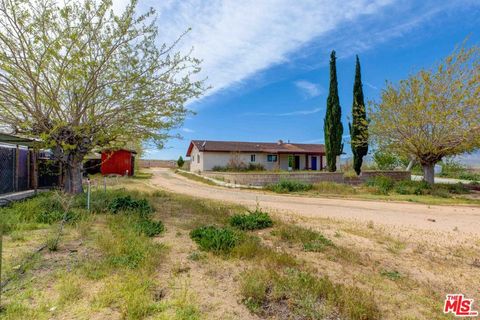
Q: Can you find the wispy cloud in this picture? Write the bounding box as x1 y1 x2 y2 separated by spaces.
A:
126 0 397 102
181 128 195 133
112 0 478 105
243 107 322 117
294 80 324 97
364 81 378 90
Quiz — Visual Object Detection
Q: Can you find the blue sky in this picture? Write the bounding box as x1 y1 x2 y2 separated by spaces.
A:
115 0 480 160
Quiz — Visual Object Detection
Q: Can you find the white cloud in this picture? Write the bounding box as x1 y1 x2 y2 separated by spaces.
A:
294 80 323 97
111 0 477 105
126 0 396 101
243 107 322 117
181 128 194 133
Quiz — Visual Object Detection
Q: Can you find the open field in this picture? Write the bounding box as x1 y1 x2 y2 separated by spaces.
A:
1 172 479 320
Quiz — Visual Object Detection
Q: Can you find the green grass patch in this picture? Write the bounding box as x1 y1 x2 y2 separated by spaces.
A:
266 179 313 193
97 215 166 271
229 210 273 230
108 195 153 216
272 224 334 252
312 181 357 195
189 225 239 254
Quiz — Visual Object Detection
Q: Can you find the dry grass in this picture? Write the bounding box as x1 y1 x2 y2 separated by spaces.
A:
1 175 478 319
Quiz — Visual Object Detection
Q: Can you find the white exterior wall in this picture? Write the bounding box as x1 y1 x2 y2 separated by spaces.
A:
188 150 330 172
189 145 204 172
201 152 280 171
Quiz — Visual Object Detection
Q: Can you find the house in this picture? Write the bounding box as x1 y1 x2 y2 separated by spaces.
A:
186 140 332 172
100 149 136 176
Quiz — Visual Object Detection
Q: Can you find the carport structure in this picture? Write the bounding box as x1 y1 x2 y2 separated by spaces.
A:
0 133 38 195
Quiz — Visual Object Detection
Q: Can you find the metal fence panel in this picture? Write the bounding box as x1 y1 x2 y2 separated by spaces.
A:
0 146 15 194
18 149 29 191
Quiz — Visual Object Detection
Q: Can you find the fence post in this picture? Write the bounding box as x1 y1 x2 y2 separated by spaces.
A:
14 145 19 192
87 178 91 212
103 176 107 193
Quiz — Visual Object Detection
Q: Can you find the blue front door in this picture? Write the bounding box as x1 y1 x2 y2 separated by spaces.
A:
311 157 317 170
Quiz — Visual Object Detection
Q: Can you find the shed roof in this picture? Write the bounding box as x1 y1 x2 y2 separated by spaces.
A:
186 140 325 156
0 132 36 147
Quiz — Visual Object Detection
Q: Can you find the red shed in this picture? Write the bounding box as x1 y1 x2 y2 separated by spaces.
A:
101 149 136 176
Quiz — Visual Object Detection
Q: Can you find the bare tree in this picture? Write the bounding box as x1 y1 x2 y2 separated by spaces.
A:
0 0 205 193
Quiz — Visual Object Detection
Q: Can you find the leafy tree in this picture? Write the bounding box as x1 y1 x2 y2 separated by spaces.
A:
0 0 205 193
370 43 479 184
177 156 185 168
372 150 400 170
324 50 344 172
349 55 368 175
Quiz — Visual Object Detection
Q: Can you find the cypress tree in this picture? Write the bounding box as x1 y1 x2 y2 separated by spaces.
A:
349 55 368 175
324 50 343 172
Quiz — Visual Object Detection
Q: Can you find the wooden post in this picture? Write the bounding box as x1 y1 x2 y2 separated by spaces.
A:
33 151 38 193
320 154 323 171
14 145 19 192
305 154 308 170
27 148 31 189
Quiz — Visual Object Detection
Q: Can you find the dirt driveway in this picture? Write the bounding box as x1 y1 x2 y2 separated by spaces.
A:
149 168 480 237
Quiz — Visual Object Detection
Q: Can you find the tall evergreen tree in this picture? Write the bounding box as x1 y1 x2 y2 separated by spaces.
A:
324 50 344 172
349 55 369 175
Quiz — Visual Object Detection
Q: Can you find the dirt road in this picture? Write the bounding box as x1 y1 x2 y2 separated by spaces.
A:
149 168 480 235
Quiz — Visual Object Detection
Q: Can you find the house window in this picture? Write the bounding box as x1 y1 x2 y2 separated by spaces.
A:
197 154 200 163
250 154 256 162
267 154 277 162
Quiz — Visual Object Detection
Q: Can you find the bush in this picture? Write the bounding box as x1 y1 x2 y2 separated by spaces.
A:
372 150 402 170
108 196 153 217
393 180 430 195
211 163 265 172
366 176 395 195
177 156 185 168
230 210 273 230
266 180 313 193
190 225 239 254
135 219 164 237
312 181 356 194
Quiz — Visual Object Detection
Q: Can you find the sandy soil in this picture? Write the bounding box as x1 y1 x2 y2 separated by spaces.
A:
149 168 480 239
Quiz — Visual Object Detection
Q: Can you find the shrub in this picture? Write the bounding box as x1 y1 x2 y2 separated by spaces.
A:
189 225 239 254
266 180 313 193
366 176 395 195
246 163 265 171
312 181 356 194
135 219 164 237
108 196 153 217
393 180 430 195
177 156 185 168
229 210 273 230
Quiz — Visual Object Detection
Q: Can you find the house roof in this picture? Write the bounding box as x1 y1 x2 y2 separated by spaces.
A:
0 132 36 147
186 140 325 156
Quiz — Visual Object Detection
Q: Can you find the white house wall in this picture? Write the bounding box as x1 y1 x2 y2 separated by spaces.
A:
189 151 335 172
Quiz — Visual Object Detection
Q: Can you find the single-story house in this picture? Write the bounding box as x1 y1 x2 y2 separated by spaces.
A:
186 140 336 172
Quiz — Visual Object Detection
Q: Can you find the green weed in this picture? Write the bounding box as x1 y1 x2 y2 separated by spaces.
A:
189 226 239 254
229 210 273 230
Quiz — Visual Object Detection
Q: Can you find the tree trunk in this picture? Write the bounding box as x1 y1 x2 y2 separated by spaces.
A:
63 159 83 194
422 163 435 185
